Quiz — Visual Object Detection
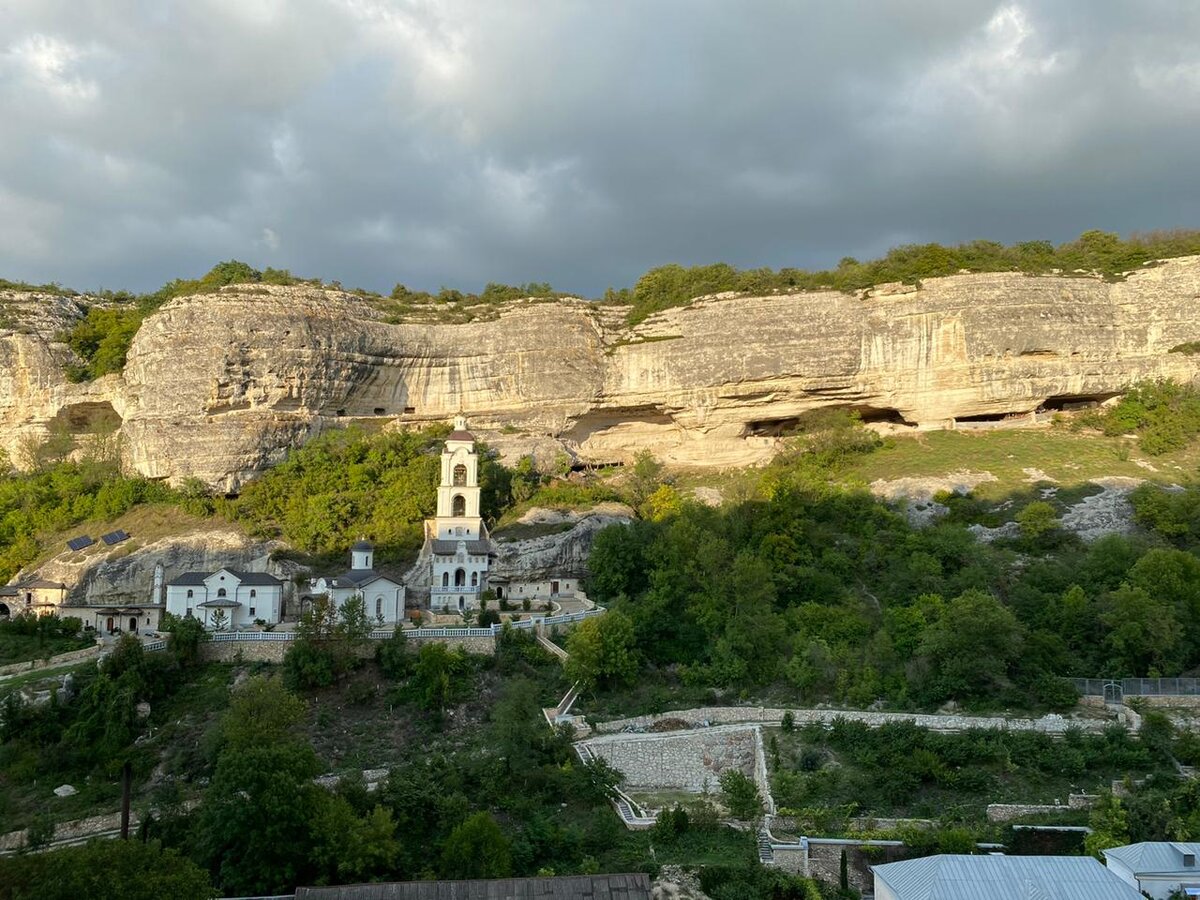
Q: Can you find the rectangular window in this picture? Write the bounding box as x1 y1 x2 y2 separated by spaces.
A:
249 607 256 616
186 607 192 617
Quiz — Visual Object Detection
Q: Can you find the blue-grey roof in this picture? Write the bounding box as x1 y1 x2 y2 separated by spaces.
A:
168 570 281 587
231 571 282 586
1104 842 1200 876
431 539 492 555
170 572 209 585
351 539 373 551
872 854 1143 900
198 598 241 608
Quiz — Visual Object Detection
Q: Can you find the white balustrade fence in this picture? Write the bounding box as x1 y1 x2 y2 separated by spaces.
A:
145 606 607 650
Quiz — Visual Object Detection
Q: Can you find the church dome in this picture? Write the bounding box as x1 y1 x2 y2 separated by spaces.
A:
351 539 373 551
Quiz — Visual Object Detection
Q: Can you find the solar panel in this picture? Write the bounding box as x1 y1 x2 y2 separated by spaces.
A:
67 535 95 552
101 530 130 546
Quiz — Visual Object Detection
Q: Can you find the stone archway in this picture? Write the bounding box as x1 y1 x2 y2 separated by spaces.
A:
0 603 8 618
452 494 466 516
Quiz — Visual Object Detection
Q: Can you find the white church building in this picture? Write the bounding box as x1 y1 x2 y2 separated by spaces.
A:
309 541 406 624
423 416 496 611
165 568 284 630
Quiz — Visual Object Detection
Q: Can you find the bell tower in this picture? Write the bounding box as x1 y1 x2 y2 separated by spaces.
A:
427 415 493 611
435 415 482 533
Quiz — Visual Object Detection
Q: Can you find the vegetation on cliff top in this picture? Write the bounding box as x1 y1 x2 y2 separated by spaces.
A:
615 228 1200 324
10 227 1197 379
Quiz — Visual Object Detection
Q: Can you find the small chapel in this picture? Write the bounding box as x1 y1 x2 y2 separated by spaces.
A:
423 415 495 611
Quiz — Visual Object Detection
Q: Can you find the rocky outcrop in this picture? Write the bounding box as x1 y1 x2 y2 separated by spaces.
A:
4 258 1200 490
31 528 299 606
490 503 636 582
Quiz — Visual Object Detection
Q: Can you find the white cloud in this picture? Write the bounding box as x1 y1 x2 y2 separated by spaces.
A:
4 33 100 104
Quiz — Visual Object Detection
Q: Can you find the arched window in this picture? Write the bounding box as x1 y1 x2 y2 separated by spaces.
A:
455 568 466 587
250 589 256 598
375 597 383 618
186 589 193 599
470 572 478 587
453 463 467 486
217 588 227 598
452 494 466 516
442 572 449 588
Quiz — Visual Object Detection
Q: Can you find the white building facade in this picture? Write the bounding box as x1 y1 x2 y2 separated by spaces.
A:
309 541 406 624
165 568 283 630
1104 842 1200 898
425 416 494 611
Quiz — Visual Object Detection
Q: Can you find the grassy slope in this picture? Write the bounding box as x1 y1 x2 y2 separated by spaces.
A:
843 426 1199 497
27 503 242 572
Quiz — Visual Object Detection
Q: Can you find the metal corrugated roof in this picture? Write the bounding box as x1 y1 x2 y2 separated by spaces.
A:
1104 841 1200 876
872 854 1144 900
294 873 652 899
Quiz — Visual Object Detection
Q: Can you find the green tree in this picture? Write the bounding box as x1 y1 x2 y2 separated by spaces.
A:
439 812 512 879
915 589 1024 701
0 839 213 900
1017 500 1059 540
194 740 324 894
718 770 762 821
218 675 307 752
564 611 640 691
1100 585 1182 676
1085 792 1131 857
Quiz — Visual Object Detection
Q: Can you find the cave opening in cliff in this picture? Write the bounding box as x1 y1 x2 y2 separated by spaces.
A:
748 406 911 436
1039 392 1120 412
853 407 911 426
955 412 1013 424
48 401 122 434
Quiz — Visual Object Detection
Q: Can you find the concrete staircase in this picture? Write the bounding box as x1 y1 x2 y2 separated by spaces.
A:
757 825 775 865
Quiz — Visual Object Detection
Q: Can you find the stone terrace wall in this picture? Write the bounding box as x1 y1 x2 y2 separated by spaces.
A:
0 643 101 679
582 726 757 793
772 841 908 893
592 706 1107 736
198 633 495 664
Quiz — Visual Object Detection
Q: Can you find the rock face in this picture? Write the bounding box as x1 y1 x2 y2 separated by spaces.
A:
4 259 1200 490
490 504 636 582
33 528 297 606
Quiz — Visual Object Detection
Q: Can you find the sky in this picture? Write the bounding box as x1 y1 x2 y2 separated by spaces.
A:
1 1 1198 297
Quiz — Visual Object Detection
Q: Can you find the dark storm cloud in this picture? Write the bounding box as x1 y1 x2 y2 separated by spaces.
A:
1 0 1198 295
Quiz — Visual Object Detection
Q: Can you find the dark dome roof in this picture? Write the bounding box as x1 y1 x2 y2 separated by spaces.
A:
351 539 374 551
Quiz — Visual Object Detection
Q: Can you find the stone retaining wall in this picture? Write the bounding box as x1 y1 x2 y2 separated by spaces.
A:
582 726 757 793
198 633 496 664
986 794 1098 822
771 841 907 893
0 643 101 679
593 705 1106 736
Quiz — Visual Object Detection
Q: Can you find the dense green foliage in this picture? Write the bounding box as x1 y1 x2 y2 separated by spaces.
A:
0 454 187 582
0 839 214 900
772 719 1169 821
587 416 1200 707
0 634 194 834
616 229 1200 324
1081 380 1200 455
230 425 509 567
0 614 91 664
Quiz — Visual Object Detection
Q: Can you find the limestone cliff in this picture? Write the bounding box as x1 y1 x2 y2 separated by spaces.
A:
4 258 1200 490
